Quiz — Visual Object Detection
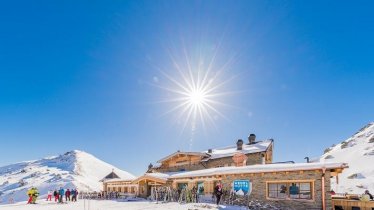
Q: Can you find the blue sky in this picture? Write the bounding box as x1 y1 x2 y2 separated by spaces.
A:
0 1 373 176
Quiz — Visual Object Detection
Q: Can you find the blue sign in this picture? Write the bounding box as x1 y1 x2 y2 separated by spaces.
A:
233 180 251 196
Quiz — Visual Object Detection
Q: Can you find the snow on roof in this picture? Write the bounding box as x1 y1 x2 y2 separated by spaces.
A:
202 139 273 161
168 162 348 179
143 172 171 180
157 152 208 163
156 140 273 164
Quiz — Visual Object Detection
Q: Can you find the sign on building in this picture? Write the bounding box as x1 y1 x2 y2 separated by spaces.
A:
233 180 251 196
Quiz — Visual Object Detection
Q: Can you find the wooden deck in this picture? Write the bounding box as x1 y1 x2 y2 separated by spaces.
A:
333 199 374 210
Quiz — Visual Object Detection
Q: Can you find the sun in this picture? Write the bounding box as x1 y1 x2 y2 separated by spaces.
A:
150 42 238 150
188 88 207 106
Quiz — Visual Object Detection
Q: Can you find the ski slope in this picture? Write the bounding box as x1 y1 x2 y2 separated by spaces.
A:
0 150 135 204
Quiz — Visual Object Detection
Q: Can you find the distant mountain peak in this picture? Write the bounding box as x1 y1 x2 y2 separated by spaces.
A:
320 122 374 194
0 150 134 204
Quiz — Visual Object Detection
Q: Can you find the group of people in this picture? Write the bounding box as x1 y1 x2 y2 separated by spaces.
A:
47 187 79 203
26 187 78 204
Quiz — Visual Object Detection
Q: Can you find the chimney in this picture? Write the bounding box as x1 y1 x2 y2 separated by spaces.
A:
208 149 212 153
248 134 256 144
236 139 243 150
148 163 153 170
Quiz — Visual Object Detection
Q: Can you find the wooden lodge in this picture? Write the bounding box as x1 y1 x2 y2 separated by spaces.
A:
101 133 349 210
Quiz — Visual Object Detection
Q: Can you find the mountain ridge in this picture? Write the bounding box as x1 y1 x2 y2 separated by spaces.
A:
0 150 134 204
320 122 374 194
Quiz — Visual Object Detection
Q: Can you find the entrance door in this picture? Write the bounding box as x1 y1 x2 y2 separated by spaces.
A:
147 185 152 197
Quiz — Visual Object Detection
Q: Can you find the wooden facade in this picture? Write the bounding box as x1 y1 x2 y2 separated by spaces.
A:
103 180 138 195
152 139 274 173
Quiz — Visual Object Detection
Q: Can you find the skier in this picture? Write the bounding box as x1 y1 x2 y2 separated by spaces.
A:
58 187 65 203
31 188 39 204
27 187 39 204
53 190 59 202
46 190 52 201
214 182 223 205
65 189 71 201
27 188 33 204
71 189 78 202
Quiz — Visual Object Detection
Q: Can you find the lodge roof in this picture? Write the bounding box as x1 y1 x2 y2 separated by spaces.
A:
143 162 348 180
101 170 137 182
156 139 273 163
156 151 209 163
202 139 273 161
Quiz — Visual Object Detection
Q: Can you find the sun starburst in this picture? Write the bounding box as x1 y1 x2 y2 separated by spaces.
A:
150 42 239 150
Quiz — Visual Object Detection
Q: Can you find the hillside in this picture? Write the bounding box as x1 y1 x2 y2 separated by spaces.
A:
0 150 135 204
320 122 374 194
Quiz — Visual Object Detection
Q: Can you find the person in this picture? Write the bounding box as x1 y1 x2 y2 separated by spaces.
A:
46 190 52 201
53 190 59 202
27 187 39 204
365 190 373 200
58 187 65 203
27 188 33 204
289 183 299 195
71 189 78 202
214 182 223 205
65 189 71 201
32 188 39 204
280 185 287 194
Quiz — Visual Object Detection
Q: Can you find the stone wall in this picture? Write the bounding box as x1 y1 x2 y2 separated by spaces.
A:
217 170 332 210
206 152 264 168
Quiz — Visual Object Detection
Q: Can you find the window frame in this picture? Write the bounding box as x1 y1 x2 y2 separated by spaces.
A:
266 180 315 201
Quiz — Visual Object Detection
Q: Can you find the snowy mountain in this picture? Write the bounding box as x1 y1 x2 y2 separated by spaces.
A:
320 122 374 194
0 150 135 204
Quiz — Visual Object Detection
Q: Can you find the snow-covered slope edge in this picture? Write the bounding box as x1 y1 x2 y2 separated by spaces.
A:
320 122 374 194
0 150 135 204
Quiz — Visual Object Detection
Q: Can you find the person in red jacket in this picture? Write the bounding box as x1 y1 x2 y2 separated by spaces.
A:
53 190 59 202
65 189 71 202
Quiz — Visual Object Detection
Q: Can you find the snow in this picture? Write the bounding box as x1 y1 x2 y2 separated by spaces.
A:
0 200 248 210
0 150 135 204
203 140 273 160
320 122 374 194
144 162 347 179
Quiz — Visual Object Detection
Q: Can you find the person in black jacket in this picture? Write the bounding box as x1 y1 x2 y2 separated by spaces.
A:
365 190 373 200
214 182 223 205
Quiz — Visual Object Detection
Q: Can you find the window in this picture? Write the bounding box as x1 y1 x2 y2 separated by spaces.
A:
267 181 313 200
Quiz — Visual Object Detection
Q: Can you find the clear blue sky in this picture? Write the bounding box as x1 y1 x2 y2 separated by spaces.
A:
0 1 373 176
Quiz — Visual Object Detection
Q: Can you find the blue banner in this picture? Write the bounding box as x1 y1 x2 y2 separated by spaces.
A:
233 180 251 196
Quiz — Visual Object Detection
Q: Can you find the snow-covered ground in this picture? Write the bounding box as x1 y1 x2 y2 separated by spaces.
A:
320 122 374 194
0 150 135 204
0 199 247 210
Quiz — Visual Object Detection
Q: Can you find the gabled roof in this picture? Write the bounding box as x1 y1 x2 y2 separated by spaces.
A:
131 173 170 185
101 170 136 182
157 151 209 163
156 140 273 164
202 139 273 161
104 171 120 179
